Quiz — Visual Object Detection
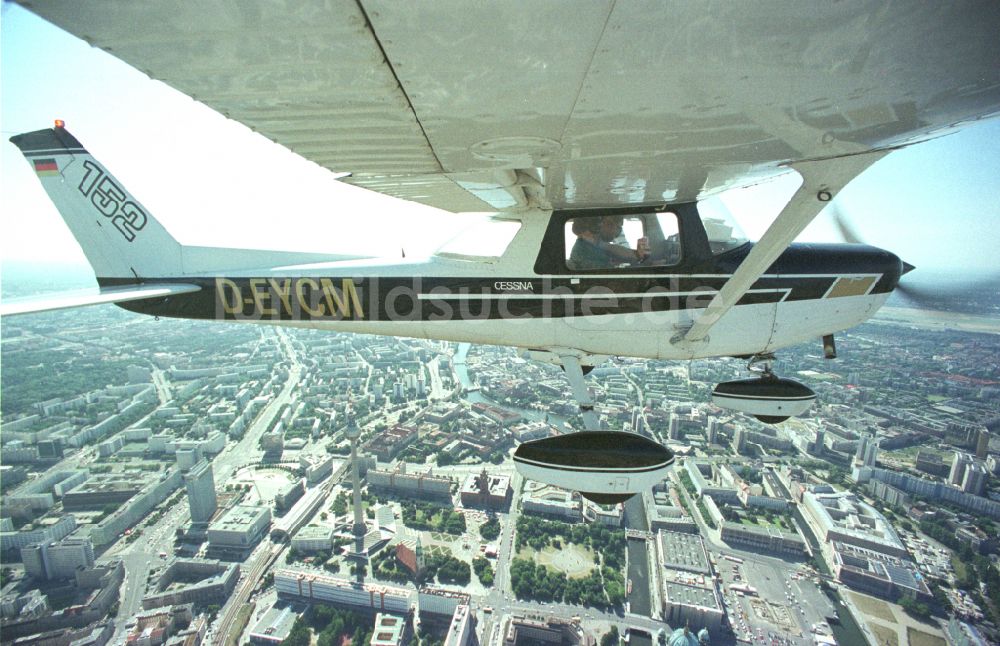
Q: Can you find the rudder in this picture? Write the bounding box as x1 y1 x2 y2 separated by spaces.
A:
10 125 183 279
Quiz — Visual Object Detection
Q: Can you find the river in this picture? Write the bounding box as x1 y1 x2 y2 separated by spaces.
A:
453 343 571 429
625 495 654 618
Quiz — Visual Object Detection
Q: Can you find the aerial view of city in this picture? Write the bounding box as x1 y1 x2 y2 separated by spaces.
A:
5 2 1000 645
1 285 997 646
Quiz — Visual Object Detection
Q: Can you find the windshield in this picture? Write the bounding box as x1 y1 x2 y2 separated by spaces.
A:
697 195 750 255
435 218 521 259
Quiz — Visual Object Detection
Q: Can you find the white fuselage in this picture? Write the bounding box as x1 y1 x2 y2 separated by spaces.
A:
202 211 892 361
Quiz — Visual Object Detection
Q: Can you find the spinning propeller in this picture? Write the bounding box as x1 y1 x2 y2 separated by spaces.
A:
828 203 995 310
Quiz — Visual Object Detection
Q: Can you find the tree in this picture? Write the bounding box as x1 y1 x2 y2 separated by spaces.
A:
473 557 494 586
479 517 500 540
601 626 619 646
283 617 312 646
899 597 931 620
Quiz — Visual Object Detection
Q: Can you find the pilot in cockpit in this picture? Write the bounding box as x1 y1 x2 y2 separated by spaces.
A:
567 216 650 270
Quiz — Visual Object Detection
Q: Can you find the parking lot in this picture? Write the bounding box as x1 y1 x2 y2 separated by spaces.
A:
713 551 836 646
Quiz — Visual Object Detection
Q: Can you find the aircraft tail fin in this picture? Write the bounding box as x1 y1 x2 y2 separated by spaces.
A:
9 125 183 279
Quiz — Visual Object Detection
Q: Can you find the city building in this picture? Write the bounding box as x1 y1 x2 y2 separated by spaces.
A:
300 454 335 485
805 428 826 456
868 480 910 508
395 535 424 578
802 491 908 559
656 531 725 632
250 604 302 646
275 479 306 511
370 613 407 646
503 615 582 646
975 428 991 460
950 452 973 487
261 433 284 457
142 559 240 609
470 403 521 426
649 499 698 534
207 505 272 558
584 500 623 526
683 460 740 504
522 487 582 522
417 588 470 617
831 542 932 601
21 537 95 580
124 605 194 646
510 421 551 443
175 447 202 471
459 470 513 510
364 425 418 462
669 415 682 441
443 604 473 646
89 469 183 546
855 467 1000 520
855 433 879 467
915 450 949 477
1 515 77 552
368 463 451 501
184 460 217 525
275 569 410 612
961 462 988 496
0 561 124 643
62 473 143 510
291 524 336 553
718 522 807 556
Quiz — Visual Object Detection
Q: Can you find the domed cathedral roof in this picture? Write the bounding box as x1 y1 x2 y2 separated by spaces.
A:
666 627 699 646
697 628 710 644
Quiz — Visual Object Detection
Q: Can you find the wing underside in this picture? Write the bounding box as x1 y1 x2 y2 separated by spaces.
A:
17 1 1000 212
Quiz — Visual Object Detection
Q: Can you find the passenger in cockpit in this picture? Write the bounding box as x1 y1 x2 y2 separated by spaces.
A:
567 216 649 270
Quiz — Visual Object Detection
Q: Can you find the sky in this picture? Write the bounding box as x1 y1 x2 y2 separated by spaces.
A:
3 3 1000 284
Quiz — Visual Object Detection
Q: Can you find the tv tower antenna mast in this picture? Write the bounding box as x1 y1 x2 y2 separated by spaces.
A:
345 407 367 581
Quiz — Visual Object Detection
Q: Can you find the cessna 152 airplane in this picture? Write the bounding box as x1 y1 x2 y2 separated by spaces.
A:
5 1 1000 502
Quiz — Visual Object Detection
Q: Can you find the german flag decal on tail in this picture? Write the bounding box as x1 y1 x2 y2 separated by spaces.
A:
33 158 59 176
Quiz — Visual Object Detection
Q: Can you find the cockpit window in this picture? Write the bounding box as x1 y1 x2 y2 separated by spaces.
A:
697 196 749 255
436 218 521 259
564 212 681 271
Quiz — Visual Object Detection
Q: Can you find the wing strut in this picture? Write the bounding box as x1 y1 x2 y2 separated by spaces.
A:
519 349 606 431
560 354 600 431
675 150 890 346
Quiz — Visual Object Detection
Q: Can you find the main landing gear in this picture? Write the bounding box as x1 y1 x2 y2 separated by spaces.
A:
711 353 816 424
513 349 674 504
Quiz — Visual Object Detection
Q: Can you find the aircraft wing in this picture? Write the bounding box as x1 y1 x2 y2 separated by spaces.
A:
0 283 202 317
18 1 1000 213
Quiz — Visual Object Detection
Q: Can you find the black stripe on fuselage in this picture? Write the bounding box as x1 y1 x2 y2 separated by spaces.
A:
512 455 675 474
97 274 880 323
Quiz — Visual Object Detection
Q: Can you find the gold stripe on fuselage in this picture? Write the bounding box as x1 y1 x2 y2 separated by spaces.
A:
827 276 877 299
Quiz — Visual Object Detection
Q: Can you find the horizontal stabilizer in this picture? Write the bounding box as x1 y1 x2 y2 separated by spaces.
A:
0 283 201 317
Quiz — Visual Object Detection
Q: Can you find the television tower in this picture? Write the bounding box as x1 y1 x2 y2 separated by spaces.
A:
345 408 367 581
